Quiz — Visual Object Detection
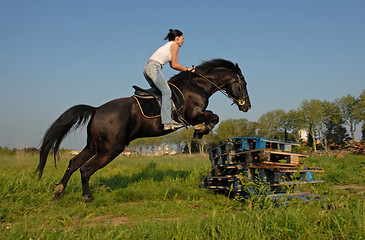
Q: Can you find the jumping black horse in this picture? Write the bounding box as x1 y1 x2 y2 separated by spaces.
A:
37 58 251 202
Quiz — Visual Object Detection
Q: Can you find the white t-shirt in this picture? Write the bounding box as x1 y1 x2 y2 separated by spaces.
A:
150 41 177 65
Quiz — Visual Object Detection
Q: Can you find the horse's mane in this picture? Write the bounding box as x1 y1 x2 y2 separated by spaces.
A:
196 58 237 75
169 58 237 84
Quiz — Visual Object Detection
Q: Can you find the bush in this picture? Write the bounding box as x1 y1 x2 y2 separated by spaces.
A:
292 145 312 153
0 147 14 155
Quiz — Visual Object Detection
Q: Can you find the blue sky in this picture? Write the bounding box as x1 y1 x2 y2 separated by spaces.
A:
1 0 364 149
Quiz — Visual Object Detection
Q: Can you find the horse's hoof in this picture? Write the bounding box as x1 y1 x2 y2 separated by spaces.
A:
54 184 64 194
82 195 94 203
51 184 64 202
193 124 206 133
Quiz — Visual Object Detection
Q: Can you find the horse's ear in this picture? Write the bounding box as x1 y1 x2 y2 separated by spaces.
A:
235 63 242 73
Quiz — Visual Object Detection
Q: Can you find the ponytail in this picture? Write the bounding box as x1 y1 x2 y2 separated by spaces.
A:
164 29 183 41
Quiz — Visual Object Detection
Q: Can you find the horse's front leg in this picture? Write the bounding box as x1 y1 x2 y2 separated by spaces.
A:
193 110 219 139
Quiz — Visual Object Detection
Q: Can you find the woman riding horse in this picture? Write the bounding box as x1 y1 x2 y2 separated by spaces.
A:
143 29 195 130
37 58 251 202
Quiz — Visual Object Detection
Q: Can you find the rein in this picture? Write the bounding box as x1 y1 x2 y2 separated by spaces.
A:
193 70 246 106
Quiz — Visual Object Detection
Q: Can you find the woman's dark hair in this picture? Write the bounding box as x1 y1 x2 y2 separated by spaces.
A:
164 29 183 41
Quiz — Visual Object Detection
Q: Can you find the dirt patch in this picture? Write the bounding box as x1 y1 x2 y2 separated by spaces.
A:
332 185 365 190
152 217 181 222
87 214 130 227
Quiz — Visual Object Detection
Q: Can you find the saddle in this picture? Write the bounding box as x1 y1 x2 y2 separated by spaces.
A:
133 86 161 99
132 83 185 121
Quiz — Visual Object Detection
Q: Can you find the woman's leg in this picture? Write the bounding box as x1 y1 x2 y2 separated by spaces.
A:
143 62 172 124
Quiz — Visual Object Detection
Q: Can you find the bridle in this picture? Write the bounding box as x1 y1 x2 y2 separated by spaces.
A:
193 69 247 107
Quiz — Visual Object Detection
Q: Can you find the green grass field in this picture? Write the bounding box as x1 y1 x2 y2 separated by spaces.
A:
1 151 364 239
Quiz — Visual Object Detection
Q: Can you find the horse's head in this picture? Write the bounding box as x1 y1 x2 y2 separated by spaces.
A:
219 62 251 112
171 58 251 112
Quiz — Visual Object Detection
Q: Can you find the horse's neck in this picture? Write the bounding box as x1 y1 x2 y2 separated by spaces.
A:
170 74 224 99
194 75 223 97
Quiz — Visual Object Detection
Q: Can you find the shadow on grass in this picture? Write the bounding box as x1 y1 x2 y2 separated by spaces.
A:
97 162 191 190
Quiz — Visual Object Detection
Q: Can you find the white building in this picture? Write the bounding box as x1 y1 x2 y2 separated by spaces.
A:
298 129 308 141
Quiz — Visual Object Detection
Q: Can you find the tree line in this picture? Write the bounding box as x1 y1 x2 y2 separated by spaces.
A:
129 89 365 154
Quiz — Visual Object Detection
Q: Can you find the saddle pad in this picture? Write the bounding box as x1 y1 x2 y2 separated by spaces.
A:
133 83 184 119
133 96 161 118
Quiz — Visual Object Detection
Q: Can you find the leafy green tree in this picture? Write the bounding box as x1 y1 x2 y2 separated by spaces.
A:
179 128 195 154
285 109 303 142
215 118 256 142
298 99 347 152
325 119 349 146
257 110 286 139
163 130 185 152
322 101 348 146
355 89 365 140
355 89 365 118
317 100 340 151
193 132 216 154
203 131 218 148
335 94 361 140
166 128 195 154
298 99 324 152
215 119 237 142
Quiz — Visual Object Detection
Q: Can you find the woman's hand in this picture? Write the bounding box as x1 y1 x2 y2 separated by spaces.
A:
187 67 195 73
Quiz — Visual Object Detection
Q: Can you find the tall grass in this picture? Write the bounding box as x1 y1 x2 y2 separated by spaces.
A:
0 152 364 239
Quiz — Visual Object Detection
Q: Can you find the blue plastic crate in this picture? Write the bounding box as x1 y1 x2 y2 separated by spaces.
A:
300 171 313 181
232 137 300 152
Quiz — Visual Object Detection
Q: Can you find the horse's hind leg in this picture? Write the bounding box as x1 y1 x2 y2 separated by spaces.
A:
52 145 96 201
79 148 124 202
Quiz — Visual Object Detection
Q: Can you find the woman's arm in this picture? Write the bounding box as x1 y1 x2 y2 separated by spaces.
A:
170 43 194 72
170 43 186 71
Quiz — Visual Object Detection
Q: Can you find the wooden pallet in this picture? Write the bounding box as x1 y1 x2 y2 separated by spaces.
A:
210 148 308 165
202 139 324 200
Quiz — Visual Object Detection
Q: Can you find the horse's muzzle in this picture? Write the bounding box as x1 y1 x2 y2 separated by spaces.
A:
237 100 251 112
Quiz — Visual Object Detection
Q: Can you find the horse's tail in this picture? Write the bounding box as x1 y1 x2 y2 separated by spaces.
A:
37 104 97 179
